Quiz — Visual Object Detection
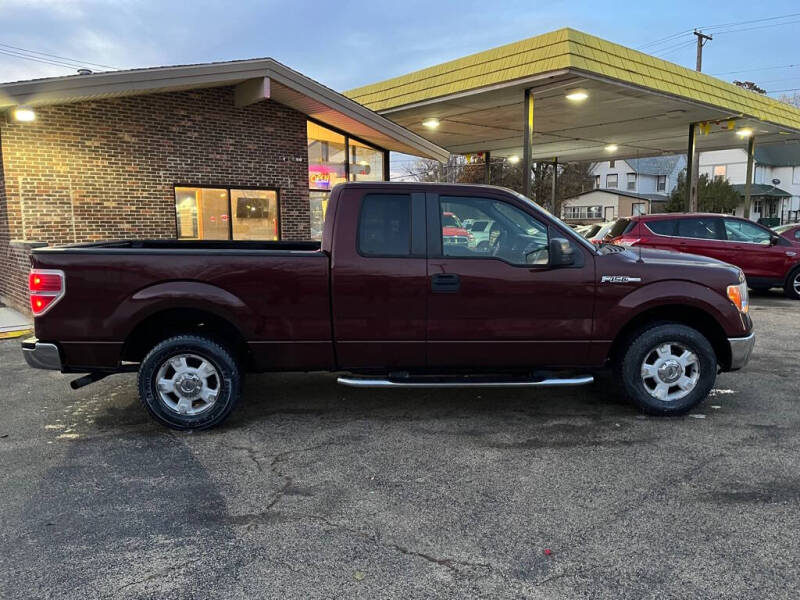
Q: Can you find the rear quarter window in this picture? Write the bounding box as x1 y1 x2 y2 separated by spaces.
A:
358 194 411 257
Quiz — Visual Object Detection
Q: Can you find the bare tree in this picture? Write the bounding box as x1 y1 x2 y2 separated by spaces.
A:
778 92 800 108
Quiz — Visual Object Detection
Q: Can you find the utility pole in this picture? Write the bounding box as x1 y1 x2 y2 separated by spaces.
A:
687 30 711 213
693 30 712 72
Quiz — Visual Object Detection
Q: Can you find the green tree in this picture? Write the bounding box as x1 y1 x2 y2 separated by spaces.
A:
665 171 741 213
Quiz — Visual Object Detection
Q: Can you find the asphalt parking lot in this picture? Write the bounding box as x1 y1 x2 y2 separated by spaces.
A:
1 292 798 600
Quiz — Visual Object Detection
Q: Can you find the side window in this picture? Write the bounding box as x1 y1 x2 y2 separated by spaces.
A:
645 219 676 236
677 217 724 240
358 194 411 256
723 219 772 244
439 196 549 265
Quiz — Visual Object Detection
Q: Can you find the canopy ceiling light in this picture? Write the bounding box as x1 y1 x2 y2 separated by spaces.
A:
604 144 618 152
507 155 520 164
565 91 588 102
736 128 754 138
422 118 440 129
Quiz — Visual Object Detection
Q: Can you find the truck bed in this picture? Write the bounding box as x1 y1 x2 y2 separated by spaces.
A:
31 239 333 372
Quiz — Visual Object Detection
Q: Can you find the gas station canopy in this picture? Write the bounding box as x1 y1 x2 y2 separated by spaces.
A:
346 28 800 162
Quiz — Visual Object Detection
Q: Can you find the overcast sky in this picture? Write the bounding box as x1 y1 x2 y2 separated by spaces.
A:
3 0 799 94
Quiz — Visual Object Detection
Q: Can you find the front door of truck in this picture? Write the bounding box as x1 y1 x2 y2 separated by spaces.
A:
425 191 596 368
330 187 428 370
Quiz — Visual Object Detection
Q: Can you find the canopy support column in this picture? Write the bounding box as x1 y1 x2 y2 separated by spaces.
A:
484 151 491 184
743 136 756 220
522 88 534 199
551 157 558 213
686 123 698 212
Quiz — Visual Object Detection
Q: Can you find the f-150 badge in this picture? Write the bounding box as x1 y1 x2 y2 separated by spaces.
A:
601 275 642 283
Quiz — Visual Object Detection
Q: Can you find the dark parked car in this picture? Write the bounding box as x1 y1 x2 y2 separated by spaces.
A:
611 213 800 299
23 183 754 429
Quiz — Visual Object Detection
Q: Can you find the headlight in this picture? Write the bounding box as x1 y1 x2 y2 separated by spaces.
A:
727 281 749 313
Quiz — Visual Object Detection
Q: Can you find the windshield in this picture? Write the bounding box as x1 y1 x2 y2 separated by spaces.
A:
607 218 632 239
442 213 462 228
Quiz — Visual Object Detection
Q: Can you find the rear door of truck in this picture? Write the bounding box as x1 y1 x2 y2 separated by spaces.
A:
330 186 428 369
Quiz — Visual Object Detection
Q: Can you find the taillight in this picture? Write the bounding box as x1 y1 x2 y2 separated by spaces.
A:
29 269 65 316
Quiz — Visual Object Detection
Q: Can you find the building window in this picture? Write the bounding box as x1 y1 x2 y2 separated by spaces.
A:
594 175 600 189
632 202 647 216
657 175 667 192
349 139 384 182
793 167 800 185
609 160 616 168
713 165 727 180
307 120 387 241
563 205 603 220
175 186 279 241
606 174 618 189
627 173 636 191
752 199 763 215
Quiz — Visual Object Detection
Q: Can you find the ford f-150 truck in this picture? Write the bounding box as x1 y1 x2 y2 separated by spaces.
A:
22 182 755 429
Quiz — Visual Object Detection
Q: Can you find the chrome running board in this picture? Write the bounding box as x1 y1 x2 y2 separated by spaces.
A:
337 375 594 388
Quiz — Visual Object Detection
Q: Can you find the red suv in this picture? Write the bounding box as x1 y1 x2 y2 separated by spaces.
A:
612 213 800 299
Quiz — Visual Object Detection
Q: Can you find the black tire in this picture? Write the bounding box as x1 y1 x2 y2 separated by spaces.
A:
137 335 241 430
784 266 800 300
617 324 716 416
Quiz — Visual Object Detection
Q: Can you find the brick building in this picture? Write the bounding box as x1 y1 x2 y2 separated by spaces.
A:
0 59 447 312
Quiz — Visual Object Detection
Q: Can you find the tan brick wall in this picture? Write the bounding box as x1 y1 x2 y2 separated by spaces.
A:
0 86 311 311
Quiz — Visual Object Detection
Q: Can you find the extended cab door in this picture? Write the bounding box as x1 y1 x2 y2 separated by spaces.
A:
330 187 428 369
425 190 596 368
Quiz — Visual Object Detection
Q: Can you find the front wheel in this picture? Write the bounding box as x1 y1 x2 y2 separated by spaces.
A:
784 267 800 300
138 335 241 430
618 324 716 416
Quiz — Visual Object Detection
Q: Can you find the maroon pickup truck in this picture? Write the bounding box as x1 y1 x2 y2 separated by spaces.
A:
23 182 754 429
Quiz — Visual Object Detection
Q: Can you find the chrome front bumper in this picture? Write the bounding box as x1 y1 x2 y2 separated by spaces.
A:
727 332 755 371
21 337 62 370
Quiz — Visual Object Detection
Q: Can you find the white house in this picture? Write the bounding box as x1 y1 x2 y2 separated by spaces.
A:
562 189 663 224
698 146 800 224
590 155 686 197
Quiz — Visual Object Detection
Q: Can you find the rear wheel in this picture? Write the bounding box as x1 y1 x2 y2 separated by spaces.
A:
784 267 800 300
618 324 716 416
138 335 241 430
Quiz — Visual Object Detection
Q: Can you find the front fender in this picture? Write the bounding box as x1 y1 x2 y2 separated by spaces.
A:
596 279 750 341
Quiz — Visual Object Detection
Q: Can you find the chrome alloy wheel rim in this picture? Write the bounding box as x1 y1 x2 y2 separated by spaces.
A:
155 353 220 416
640 342 700 402
794 272 800 295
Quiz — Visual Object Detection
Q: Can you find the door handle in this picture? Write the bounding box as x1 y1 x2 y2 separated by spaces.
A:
431 273 460 293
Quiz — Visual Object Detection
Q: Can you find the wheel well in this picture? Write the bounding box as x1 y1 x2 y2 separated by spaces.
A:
122 308 250 367
609 305 731 370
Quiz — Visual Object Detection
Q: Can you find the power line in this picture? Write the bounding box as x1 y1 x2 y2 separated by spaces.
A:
638 12 800 53
711 18 800 35
711 64 798 76
0 48 86 70
0 41 117 70
696 12 800 32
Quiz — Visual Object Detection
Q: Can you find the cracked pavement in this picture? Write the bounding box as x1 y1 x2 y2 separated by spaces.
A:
1 291 799 599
